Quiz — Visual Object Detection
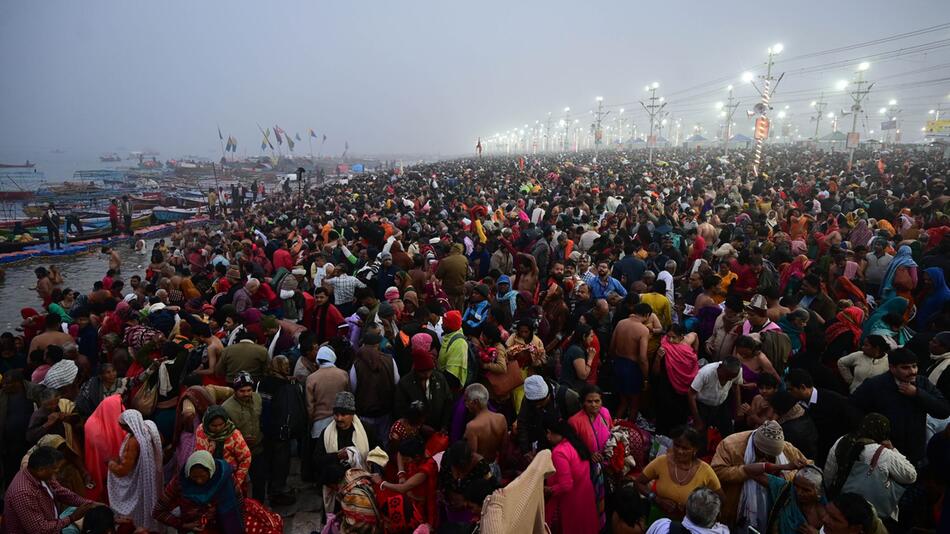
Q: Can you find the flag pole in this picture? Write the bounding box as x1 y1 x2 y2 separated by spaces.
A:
218 125 226 162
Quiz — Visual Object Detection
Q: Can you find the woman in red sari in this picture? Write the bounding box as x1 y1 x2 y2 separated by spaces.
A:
83 394 125 502
375 437 439 529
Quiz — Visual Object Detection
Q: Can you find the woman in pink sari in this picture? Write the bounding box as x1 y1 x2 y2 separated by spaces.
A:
83 394 125 502
568 385 612 530
544 418 600 534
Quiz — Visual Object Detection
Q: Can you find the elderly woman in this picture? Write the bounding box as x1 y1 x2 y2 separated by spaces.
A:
107 409 163 532
764 465 827 534
195 405 252 492
711 420 809 530
153 450 244 533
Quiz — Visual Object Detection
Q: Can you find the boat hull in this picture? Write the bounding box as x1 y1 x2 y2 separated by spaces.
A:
152 207 198 222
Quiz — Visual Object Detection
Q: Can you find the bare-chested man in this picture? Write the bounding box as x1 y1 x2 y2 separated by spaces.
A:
194 322 224 382
28 314 74 355
463 383 507 479
34 266 53 306
609 302 652 421
102 246 121 274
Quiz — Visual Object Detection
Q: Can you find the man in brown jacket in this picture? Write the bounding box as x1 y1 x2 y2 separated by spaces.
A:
436 242 469 311
710 420 809 530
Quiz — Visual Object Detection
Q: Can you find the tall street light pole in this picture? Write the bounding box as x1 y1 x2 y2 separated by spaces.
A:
593 96 610 160
640 82 665 164
810 93 827 140
748 43 785 177
844 62 873 168
562 107 571 152
718 85 740 158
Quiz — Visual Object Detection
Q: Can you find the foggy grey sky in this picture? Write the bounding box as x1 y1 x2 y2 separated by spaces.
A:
1 0 948 160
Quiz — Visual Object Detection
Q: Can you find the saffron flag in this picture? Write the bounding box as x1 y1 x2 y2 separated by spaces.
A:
309 129 317 138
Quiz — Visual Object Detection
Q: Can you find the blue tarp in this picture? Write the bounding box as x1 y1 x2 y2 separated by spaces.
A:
351 164 365 173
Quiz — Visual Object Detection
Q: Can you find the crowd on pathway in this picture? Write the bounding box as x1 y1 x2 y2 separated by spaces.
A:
1 145 950 534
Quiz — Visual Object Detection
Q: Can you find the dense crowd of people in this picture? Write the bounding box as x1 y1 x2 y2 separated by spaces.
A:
1 145 949 534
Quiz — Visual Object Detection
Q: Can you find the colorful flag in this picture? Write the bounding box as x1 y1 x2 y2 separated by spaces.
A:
218 126 224 141
309 129 317 138
261 138 267 150
274 128 283 145
225 136 233 152
322 134 327 143
287 135 295 151
295 133 301 141
230 136 237 152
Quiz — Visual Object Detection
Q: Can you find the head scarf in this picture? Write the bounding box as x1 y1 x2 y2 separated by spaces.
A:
849 219 872 248
829 413 890 498
861 297 909 342
108 409 163 531
779 255 811 295
202 405 236 457
269 355 291 378
917 267 950 330
185 449 216 478
83 394 125 502
879 245 916 299
42 359 79 390
181 451 242 523
824 306 865 349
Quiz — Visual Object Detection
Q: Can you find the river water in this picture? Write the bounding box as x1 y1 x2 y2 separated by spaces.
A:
0 239 152 332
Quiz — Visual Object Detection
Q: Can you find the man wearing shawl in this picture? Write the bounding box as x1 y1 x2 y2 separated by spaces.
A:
710 421 808 529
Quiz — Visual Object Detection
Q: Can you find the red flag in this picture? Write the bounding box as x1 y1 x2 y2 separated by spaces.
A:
877 159 885 175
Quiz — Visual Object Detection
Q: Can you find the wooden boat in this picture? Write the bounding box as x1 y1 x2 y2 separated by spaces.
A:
130 192 166 210
152 206 199 223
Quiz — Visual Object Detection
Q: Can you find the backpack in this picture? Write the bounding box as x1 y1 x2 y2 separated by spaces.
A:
447 333 480 388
